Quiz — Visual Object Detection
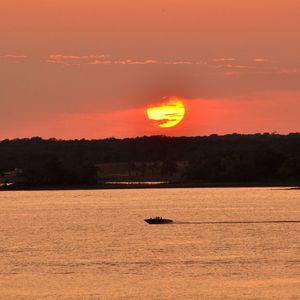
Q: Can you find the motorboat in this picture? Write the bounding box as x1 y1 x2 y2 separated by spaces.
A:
144 216 173 224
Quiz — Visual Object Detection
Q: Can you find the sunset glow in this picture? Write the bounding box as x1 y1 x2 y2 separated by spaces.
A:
2 1 300 299
1 0 300 138
146 98 185 128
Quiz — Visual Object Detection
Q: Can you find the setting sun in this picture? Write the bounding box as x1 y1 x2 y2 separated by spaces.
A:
146 97 186 128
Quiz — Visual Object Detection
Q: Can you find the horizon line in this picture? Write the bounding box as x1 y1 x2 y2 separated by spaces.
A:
1 132 300 142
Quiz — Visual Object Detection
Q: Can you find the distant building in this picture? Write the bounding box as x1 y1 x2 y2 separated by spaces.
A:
0 168 24 184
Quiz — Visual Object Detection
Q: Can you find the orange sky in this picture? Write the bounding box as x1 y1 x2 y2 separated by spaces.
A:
1 0 300 138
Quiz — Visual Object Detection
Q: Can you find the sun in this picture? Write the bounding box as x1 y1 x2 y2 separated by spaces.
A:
147 97 186 128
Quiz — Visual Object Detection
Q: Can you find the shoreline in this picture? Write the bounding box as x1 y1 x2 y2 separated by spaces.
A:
1 181 299 191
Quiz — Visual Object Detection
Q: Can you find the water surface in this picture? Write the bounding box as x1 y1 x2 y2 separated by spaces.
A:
0 188 299 299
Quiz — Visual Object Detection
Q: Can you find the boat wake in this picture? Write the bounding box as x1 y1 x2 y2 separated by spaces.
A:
173 220 300 225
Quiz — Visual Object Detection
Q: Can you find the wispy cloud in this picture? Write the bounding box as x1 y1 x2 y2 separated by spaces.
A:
164 60 205 65
1 54 27 58
45 55 159 66
85 60 114 65
0 54 28 64
48 54 109 60
117 59 158 65
45 54 209 66
254 58 267 62
211 64 257 73
86 59 158 65
46 54 110 65
41 54 300 77
224 64 256 69
212 58 236 62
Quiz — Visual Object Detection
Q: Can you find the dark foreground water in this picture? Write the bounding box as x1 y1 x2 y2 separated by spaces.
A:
0 188 299 299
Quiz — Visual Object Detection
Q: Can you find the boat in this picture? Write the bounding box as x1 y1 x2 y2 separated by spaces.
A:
144 216 173 224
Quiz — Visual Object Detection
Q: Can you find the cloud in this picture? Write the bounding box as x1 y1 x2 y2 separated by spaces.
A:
254 58 267 62
46 54 110 65
45 54 210 66
45 55 278 71
165 113 181 117
1 54 28 58
11 53 300 79
212 58 236 62
116 59 158 65
210 63 257 74
48 54 109 60
224 64 256 69
86 59 158 65
45 55 159 66
163 60 205 65
0 54 28 64
86 60 114 65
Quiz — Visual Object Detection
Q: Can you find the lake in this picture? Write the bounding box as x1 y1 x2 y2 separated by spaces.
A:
0 188 299 299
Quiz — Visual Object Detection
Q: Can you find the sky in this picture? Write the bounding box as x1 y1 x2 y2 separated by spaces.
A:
1 0 300 139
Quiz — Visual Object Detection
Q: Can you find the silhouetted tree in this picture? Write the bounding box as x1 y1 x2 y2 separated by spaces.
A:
1 134 300 187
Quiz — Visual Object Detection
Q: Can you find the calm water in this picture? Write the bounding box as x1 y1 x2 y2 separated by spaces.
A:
0 188 299 299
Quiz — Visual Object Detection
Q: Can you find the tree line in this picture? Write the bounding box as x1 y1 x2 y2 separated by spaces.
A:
0 133 300 187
